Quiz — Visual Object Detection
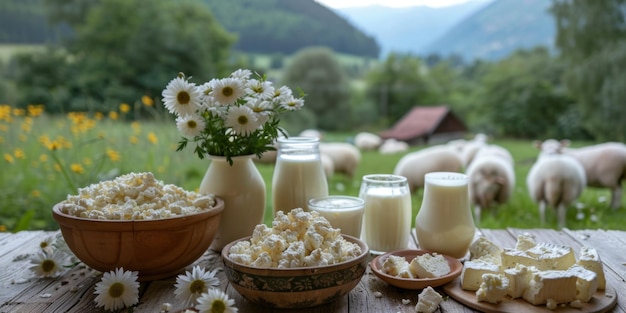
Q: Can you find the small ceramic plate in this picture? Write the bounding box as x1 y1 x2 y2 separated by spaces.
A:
370 249 463 290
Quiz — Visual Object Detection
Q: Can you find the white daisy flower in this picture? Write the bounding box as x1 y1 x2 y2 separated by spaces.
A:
176 114 206 138
162 76 203 116
94 268 140 312
39 236 55 255
245 98 272 125
230 69 252 80
245 79 275 100
281 96 305 111
225 106 260 136
196 288 238 313
273 85 293 101
29 251 64 277
210 78 244 106
174 266 220 307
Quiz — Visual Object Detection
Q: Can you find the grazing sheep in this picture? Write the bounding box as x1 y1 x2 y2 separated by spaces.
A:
563 142 626 209
526 139 587 228
354 132 382 151
393 145 464 193
473 144 515 165
465 148 515 224
299 129 323 140
460 133 489 166
319 142 361 179
320 153 334 179
378 138 409 154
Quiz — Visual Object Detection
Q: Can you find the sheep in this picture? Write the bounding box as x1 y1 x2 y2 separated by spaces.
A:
393 145 464 193
562 142 626 210
526 139 587 228
319 142 361 179
378 138 409 154
321 153 334 179
465 145 516 224
299 129 323 140
354 132 382 151
460 133 489 166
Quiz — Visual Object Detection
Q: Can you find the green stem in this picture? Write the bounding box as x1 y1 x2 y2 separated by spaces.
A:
50 150 77 192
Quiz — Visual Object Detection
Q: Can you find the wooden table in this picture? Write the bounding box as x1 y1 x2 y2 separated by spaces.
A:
1 228 624 313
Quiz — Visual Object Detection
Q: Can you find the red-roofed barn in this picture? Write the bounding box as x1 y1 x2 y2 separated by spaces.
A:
379 105 467 145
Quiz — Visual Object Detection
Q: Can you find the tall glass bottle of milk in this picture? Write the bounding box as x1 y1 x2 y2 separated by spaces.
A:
359 174 412 254
415 172 476 259
272 137 328 215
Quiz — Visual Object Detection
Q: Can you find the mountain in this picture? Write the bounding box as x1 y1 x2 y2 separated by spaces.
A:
333 0 494 57
425 0 556 61
333 0 557 62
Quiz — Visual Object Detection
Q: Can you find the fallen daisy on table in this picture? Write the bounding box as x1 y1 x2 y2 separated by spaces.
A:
94 267 140 312
196 288 238 313
29 250 65 278
174 265 220 307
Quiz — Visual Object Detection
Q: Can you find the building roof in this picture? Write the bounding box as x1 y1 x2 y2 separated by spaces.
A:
379 105 467 142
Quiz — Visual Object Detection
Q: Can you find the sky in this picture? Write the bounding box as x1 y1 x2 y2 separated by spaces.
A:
314 0 474 9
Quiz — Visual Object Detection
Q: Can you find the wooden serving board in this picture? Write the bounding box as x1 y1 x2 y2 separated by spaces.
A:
443 277 617 313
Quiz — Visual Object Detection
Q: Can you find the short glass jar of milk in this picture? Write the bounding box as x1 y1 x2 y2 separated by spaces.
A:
308 195 365 238
359 174 412 254
272 136 329 216
415 172 476 259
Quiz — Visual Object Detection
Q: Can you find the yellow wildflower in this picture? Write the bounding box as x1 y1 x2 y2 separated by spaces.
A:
70 163 84 174
83 157 92 166
0 225 6 232
39 154 48 162
109 111 119 120
129 135 139 144
142 95 154 107
31 190 41 198
13 148 25 159
131 121 141 133
12 108 25 116
4 153 14 163
18 134 27 142
148 132 158 144
27 104 45 117
119 103 131 113
107 149 121 162
94 112 104 120
0 105 11 122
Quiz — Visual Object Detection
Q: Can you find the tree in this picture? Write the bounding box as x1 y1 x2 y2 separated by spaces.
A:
282 46 351 131
550 0 626 141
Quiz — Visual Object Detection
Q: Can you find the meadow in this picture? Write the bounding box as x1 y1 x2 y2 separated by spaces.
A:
1 102 624 232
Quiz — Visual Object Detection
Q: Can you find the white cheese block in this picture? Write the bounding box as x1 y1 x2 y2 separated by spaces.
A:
522 270 578 305
476 273 510 304
503 264 537 299
526 242 576 270
461 259 501 291
415 286 443 313
501 248 535 269
568 264 598 302
515 233 537 251
469 237 503 265
409 253 450 278
577 246 605 290
382 255 414 278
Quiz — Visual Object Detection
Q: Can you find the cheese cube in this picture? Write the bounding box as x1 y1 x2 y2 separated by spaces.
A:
461 259 501 291
409 253 450 278
382 255 413 278
522 270 577 305
577 246 605 290
526 242 576 270
415 286 443 313
476 273 510 304
469 237 503 265
567 265 598 302
515 233 537 251
503 264 536 299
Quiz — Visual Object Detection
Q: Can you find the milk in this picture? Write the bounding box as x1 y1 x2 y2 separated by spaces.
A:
308 196 364 238
361 187 412 254
415 172 476 258
272 154 328 215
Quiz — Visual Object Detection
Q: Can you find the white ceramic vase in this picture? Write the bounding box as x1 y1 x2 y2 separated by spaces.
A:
199 155 266 251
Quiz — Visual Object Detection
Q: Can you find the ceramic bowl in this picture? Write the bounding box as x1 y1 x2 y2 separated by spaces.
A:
370 249 463 290
52 197 224 281
221 235 369 309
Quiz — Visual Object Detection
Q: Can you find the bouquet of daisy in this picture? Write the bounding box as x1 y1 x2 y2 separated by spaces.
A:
161 69 304 165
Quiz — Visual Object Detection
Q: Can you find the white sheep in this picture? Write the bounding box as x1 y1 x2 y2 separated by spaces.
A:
320 153 334 179
299 129 323 140
563 142 626 209
319 142 361 179
378 138 409 154
473 144 514 165
526 139 587 228
460 133 489 166
354 132 382 151
465 146 515 224
393 145 464 193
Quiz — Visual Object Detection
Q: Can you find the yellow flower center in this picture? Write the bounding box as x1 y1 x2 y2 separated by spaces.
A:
177 91 191 105
40 242 49 249
222 86 234 97
109 282 125 298
41 259 55 273
211 299 226 313
187 120 197 129
237 115 249 125
189 280 205 294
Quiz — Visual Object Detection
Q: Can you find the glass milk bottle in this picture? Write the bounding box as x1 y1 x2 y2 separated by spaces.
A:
415 172 476 259
359 174 412 254
272 137 329 215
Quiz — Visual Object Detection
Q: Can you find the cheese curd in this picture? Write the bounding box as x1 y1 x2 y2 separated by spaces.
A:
57 172 217 220
228 208 362 268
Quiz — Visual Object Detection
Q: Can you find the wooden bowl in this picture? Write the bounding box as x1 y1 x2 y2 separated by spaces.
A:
52 197 224 281
370 249 463 290
221 235 369 309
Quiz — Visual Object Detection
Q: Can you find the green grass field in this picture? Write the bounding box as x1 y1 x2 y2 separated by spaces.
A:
1 106 624 232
